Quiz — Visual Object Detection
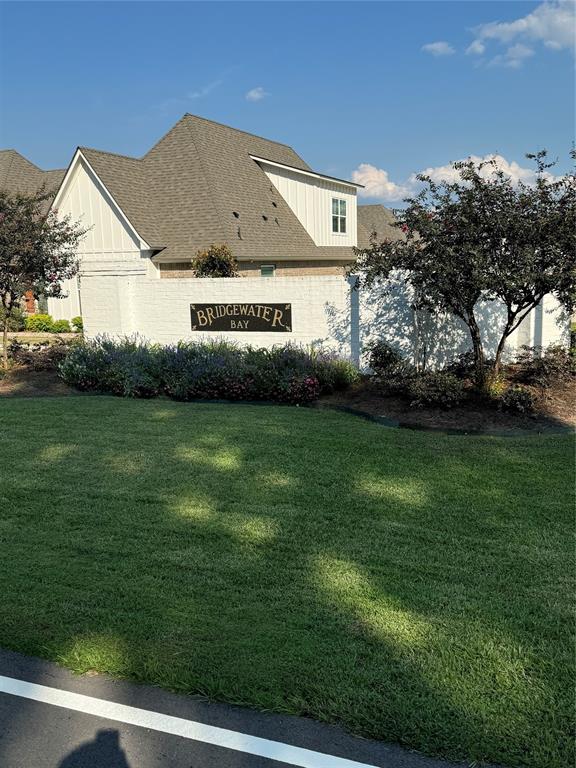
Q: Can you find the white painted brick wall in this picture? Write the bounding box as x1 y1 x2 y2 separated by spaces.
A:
128 275 353 352
80 271 569 364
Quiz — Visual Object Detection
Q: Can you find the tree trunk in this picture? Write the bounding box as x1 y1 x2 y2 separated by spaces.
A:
493 324 513 378
2 320 8 371
1 294 12 371
467 315 486 388
493 302 539 377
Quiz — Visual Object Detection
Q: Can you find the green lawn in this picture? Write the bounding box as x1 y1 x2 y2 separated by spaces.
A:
0 398 573 768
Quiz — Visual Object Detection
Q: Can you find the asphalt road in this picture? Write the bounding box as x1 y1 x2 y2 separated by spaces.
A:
0 648 470 768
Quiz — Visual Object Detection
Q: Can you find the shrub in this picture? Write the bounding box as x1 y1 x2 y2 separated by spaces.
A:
25 314 54 332
191 244 239 278
365 339 415 393
406 371 466 409
0 306 25 332
58 341 110 390
515 344 575 387
499 385 536 414
319 357 361 392
485 373 507 400
59 338 357 405
52 319 71 333
445 350 494 380
366 339 403 374
272 373 320 404
59 337 164 396
71 316 83 333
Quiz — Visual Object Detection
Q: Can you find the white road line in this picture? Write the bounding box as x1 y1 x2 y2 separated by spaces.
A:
0 675 380 768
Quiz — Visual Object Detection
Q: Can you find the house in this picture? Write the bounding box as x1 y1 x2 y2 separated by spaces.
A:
49 113 395 282
0 116 567 360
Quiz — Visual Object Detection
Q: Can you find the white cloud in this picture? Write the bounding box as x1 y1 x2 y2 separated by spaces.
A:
352 164 410 201
188 80 223 100
489 43 535 69
466 39 486 55
421 41 456 56
245 86 269 102
413 154 560 185
352 154 561 202
468 1 575 67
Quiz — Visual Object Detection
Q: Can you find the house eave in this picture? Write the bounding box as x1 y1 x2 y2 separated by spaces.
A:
250 155 363 189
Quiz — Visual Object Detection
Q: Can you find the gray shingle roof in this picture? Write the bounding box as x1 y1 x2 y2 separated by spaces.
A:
77 114 360 261
357 204 402 247
0 150 65 210
2 117 402 261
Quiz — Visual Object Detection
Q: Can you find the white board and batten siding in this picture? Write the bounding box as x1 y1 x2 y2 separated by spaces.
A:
259 163 357 247
48 154 152 323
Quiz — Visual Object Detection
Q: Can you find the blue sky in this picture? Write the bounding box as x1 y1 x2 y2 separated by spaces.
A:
0 1 573 203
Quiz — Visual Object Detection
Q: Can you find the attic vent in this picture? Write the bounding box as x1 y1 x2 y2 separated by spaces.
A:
233 211 240 218
262 215 268 221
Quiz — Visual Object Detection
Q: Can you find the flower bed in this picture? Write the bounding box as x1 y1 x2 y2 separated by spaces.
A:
58 337 360 405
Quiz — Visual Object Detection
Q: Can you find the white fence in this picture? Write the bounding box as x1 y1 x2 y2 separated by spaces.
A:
51 273 568 367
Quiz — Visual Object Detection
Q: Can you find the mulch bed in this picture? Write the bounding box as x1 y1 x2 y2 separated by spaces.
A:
0 367 77 398
319 380 576 435
2 366 574 435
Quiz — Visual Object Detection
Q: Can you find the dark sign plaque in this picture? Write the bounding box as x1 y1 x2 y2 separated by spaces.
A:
190 303 292 332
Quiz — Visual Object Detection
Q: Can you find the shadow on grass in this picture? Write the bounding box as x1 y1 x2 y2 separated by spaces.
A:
0 397 573 768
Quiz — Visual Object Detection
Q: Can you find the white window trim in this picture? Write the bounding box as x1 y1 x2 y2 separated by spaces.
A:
331 198 347 236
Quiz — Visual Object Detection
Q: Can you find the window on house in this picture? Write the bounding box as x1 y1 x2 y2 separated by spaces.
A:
332 198 347 234
260 264 276 277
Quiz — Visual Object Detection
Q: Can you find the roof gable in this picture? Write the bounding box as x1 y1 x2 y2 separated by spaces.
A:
78 148 158 248
0 150 65 210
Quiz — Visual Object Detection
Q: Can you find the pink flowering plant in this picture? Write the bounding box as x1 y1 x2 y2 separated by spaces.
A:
0 186 87 368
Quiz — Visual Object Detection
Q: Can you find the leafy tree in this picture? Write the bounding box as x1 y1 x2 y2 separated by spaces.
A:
352 151 576 387
191 244 239 278
0 187 86 368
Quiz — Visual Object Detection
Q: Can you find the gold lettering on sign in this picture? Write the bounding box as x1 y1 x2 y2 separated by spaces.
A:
192 303 291 332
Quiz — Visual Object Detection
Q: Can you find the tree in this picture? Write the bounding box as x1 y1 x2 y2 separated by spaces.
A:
191 244 239 278
351 151 576 387
0 187 86 368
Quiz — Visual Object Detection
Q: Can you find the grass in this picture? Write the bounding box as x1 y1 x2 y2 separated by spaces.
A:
0 397 573 768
